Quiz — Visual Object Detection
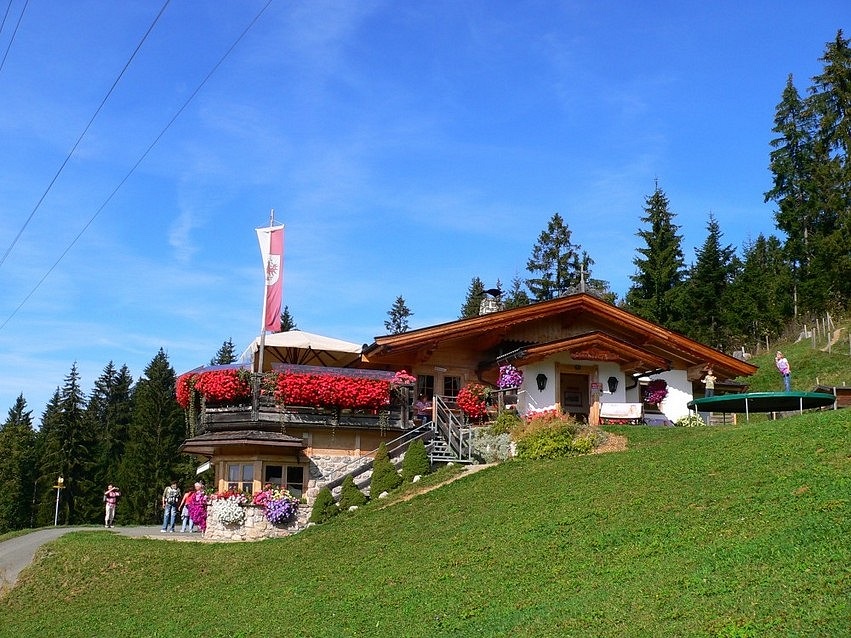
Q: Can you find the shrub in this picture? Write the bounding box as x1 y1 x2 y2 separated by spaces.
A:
402 439 430 482
369 442 402 495
471 429 513 463
309 487 339 524
675 413 707 428
513 412 588 460
338 475 367 509
490 410 522 435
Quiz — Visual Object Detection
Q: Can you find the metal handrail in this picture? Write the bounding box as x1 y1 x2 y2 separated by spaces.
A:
432 395 472 461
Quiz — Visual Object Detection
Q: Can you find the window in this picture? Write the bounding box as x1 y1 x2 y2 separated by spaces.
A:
264 464 305 498
443 375 461 398
227 463 254 493
417 375 434 400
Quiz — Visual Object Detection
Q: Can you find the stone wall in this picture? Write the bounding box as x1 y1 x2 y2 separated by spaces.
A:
203 505 309 542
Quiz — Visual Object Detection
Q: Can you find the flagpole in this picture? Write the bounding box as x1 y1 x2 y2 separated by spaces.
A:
257 208 275 373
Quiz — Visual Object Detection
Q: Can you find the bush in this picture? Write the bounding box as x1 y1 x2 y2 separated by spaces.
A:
309 487 339 524
402 439 430 482
337 475 367 509
471 429 513 463
369 442 402 495
490 410 522 435
513 412 588 460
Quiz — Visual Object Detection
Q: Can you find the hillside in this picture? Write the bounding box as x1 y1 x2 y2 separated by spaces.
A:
736 320 851 393
0 411 848 637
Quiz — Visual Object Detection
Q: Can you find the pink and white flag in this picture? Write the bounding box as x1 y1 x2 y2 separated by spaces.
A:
256 224 284 332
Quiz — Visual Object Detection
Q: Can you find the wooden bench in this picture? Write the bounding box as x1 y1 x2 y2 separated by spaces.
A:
599 402 644 425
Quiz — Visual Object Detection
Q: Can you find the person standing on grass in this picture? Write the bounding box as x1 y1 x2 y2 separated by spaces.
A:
775 351 792 392
161 480 180 533
702 366 717 397
103 484 121 528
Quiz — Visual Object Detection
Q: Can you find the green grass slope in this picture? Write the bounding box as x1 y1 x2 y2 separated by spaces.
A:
1 413 848 637
740 323 851 393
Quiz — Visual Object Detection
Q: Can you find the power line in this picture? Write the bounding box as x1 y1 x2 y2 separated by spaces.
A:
0 0 171 269
0 0 274 333
0 0 27 74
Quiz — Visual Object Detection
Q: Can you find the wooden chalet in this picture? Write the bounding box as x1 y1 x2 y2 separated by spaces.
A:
180 293 757 511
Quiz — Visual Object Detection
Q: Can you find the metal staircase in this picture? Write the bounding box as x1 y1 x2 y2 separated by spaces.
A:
428 395 473 463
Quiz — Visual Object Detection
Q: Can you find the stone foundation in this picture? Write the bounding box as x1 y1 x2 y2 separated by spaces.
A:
203 505 309 542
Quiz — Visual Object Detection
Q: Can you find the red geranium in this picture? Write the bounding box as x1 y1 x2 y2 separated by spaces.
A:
175 372 198 409
193 369 252 403
273 372 391 410
456 383 490 419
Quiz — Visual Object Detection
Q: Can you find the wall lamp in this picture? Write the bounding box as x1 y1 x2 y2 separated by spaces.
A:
536 373 548 392
607 376 619 393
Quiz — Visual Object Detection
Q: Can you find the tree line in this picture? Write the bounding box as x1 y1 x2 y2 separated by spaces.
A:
447 31 849 351
0 341 239 533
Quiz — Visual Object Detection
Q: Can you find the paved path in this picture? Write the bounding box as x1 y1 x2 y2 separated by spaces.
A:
0 526 192 593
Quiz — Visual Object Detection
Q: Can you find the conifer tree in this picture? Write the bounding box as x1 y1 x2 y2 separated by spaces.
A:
503 275 532 309
118 349 184 524
309 487 339 523
338 475 367 509
681 214 737 348
625 184 687 327
33 389 62 526
87 362 133 495
460 276 486 318
384 295 413 335
525 213 582 300
369 442 401 495
0 395 37 532
210 338 237 365
279 306 297 331
401 439 429 482
35 364 94 524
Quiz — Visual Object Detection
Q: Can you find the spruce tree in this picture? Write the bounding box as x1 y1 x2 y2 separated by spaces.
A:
369 442 401 495
33 389 62 526
625 184 686 328
87 362 133 496
210 339 237 365
0 395 37 532
384 295 413 335
460 276 486 318
338 474 367 509
118 349 184 524
681 214 737 349
279 306 297 331
525 213 582 300
503 275 532 309
309 487 339 523
401 439 430 482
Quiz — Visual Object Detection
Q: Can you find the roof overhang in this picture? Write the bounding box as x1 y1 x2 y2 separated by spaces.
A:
180 430 306 457
496 331 670 376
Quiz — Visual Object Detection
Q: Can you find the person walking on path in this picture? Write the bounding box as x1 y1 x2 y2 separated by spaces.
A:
161 481 180 533
775 351 792 392
103 484 121 528
179 487 195 533
701 366 717 397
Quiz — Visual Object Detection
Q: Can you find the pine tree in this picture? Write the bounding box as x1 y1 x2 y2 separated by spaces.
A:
87 362 133 496
625 184 687 327
118 349 185 524
369 442 401 495
210 338 237 365
384 295 413 335
503 275 532 309
460 277 486 318
765 74 819 313
279 305 297 331
33 389 62 526
401 439 430 482
724 235 794 345
807 29 851 307
525 213 582 300
35 363 94 524
338 474 367 509
681 214 737 348
0 395 37 532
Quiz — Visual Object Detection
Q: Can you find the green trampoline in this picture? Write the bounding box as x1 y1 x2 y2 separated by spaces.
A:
687 391 837 421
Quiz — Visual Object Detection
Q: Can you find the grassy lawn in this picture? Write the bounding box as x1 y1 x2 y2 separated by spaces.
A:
1 411 848 637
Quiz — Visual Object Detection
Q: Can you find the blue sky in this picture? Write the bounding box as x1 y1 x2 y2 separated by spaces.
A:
0 1 847 420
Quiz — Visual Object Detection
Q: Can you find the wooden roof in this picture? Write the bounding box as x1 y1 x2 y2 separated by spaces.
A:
362 293 757 381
